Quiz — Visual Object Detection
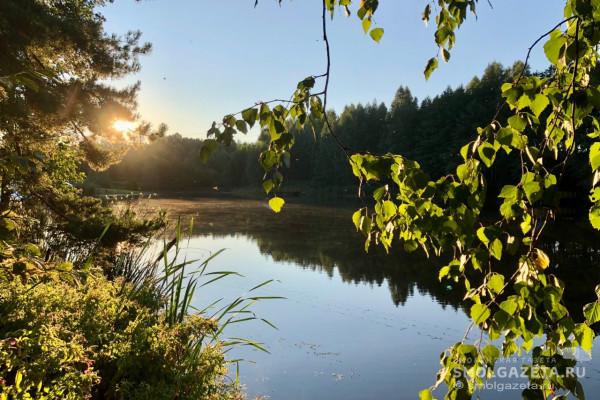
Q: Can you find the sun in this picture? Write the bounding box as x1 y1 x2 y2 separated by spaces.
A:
112 119 137 133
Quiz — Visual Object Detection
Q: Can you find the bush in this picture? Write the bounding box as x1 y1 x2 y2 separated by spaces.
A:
0 269 239 400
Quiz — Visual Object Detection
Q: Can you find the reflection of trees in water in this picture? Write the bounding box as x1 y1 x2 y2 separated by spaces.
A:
162 200 465 308
258 235 465 308
158 199 600 314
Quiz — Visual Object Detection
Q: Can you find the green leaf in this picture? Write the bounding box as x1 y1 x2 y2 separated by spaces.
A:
259 150 278 170
441 48 450 63
438 266 450 281
382 200 397 220
530 94 549 117
520 213 532 234
403 240 418 252
459 143 470 161
490 238 503 261
373 186 386 201
471 249 488 271
477 141 496 168
502 83 521 105
268 197 285 213
0 217 16 236
199 139 219 163
352 210 362 231
590 206 600 230
507 115 527 132
499 297 518 315
590 142 600 171
544 173 557 189
297 76 315 90
419 389 434 400
15 370 22 391
487 273 505 294
310 97 324 119
262 179 274 194
512 131 528 150
357 5 368 19
499 185 518 199
259 103 271 126
523 181 543 204
482 344 500 366
424 57 438 80
494 309 511 330
269 119 286 140
359 214 372 236
496 127 514 147
242 108 258 128
476 226 489 245
500 200 518 220
575 323 594 354
23 243 41 257
591 188 600 203
583 301 600 325
223 114 236 126
456 159 480 184
369 28 384 43
470 303 491 325
434 27 452 46
517 94 532 111
422 4 431 24
235 119 248 134
543 30 566 64
362 18 371 33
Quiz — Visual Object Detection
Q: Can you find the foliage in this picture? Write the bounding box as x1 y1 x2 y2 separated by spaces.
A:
206 0 600 398
0 213 281 400
0 265 236 400
0 0 166 247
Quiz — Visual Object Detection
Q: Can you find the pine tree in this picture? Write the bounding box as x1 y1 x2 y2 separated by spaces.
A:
0 0 165 245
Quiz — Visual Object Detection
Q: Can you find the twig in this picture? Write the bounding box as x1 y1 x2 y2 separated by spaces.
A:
571 19 580 131
320 0 351 157
226 91 326 119
517 16 577 84
490 16 577 123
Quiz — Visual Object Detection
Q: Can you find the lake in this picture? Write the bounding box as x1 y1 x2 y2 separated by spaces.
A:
145 198 600 400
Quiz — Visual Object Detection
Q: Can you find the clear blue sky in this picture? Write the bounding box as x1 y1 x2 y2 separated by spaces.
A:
102 0 564 142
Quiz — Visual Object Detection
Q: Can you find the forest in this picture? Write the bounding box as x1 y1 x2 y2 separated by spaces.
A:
88 62 591 211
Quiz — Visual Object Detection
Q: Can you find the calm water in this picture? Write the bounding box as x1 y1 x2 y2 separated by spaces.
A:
147 198 600 399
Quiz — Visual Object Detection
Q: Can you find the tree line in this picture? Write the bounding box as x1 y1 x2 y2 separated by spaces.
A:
89 61 591 208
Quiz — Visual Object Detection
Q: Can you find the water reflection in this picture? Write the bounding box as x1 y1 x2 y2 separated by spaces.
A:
147 198 600 399
152 198 600 312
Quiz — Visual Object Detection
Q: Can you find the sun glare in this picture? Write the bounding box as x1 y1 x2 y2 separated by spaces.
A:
112 119 137 133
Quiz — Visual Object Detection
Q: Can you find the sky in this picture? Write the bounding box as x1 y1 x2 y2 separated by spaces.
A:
101 0 565 142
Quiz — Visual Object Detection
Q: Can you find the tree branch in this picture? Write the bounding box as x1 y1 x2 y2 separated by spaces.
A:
320 0 350 156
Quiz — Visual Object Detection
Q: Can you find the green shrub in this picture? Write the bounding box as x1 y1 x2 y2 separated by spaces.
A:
0 272 239 400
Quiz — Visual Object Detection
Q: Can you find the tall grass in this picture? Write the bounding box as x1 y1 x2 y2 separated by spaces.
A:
113 217 281 373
